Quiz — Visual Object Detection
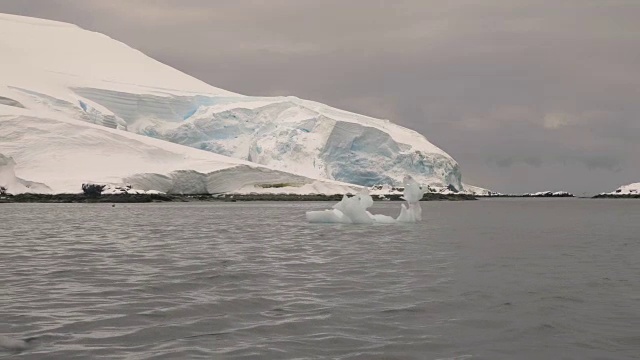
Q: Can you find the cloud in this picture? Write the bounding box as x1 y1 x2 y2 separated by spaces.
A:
1 0 639 194
85 1 213 23
543 113 578 129
581 156 622 172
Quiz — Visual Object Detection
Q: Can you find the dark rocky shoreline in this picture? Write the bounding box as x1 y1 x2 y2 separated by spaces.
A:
592 194 640 199
482 194 575 198
0 192 477 203
7 192 637 203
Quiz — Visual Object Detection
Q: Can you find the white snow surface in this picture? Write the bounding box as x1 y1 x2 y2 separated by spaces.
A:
523 191 573 197
601 182 640 196
0 13 468 192
461 183 500 196
0 13 234 97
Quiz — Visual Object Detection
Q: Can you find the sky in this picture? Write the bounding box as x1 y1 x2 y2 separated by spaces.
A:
1 0 638 194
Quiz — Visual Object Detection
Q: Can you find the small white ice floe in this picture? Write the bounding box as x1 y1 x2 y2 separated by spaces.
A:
306 175 424 224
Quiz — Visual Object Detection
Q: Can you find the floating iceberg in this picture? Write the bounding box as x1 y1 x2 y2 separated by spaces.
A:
306 175 424 224
396 176 423 222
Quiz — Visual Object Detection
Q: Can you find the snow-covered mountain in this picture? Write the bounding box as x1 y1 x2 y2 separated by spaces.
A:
0 13 468 194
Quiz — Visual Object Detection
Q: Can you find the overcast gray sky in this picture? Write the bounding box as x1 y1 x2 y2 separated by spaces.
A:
2 0 638 194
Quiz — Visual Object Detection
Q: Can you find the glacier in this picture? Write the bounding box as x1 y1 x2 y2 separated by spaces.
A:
0 112 359 195
0 13 473 194
74 90 463 188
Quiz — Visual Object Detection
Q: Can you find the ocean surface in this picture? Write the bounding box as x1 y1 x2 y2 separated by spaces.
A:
1 199 639 359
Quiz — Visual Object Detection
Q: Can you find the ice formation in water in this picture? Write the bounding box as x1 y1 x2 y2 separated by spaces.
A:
306 175 424 224
396 175 423 222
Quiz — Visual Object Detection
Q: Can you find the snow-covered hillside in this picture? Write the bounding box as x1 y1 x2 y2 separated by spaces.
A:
0 16 362 195
599 183 640 196
0 13 468 193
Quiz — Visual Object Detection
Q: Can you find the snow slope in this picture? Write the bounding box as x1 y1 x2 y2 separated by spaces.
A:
0 13 234 97
0 13 466 192
458 183 498 196
600 183 640 196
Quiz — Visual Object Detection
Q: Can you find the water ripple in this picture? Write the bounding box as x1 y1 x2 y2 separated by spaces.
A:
1 200 639 359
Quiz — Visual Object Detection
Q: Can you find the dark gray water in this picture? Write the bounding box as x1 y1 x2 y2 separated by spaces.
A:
1 199 639 359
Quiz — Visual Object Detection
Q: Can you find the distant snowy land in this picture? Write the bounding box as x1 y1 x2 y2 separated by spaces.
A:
594 183 640 198
487 191 575 198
